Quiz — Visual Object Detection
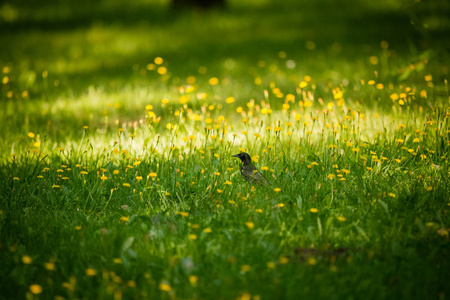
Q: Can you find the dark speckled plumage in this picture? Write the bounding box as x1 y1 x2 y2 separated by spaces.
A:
232 152 270 186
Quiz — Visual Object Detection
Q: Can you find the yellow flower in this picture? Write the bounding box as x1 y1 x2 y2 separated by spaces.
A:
226 97 235 103
100 175 108 180
217 189 223 193
274 188 281 192
245 222 254 229
149 172 157 178
44 262 55 270
267 262 276 269
157 66 167 75
189 275 198 286
277 203 285 208
388 193 396 198
22 255 32 264
241 265 251 272
337 216 346 222
62 281 75 292
113 258 123 264
286 94 295 102
327 174 335 180
159 283 171 292
390 93 399 101
208 77 219 85
85 268 97 276
120 216 129 222
188 234 197 240
154 57 164 65
333 90 343 99
29 284 42 295
279 256 289 264
203 228 212 233
122 183 131 187
136 176 143 181
177 212 189 217
179 95 189 104
307 257 317 265
128 280 137 288
310 208 318 213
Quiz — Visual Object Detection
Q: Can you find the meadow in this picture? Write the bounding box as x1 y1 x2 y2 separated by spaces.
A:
1 0 450 299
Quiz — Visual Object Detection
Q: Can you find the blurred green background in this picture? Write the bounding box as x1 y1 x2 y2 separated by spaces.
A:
1 0 449 157
1 0 449 91
0 0 448 156
1 0 449 147
0 0 450 144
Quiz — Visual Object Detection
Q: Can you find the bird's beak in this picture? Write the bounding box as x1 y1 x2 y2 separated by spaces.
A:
232 154 239 157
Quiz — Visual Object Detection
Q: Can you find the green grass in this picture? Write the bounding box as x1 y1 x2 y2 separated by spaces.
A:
1 0 450 299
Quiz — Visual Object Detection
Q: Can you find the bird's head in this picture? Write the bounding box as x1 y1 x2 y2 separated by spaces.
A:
232 152 252 164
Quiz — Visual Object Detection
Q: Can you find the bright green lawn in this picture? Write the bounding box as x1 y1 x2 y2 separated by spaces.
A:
1 0 450 299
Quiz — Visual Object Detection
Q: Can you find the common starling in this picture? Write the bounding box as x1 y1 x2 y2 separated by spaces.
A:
232 152 270 186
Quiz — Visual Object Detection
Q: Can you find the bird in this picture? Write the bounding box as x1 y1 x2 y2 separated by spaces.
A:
232 152 270 186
